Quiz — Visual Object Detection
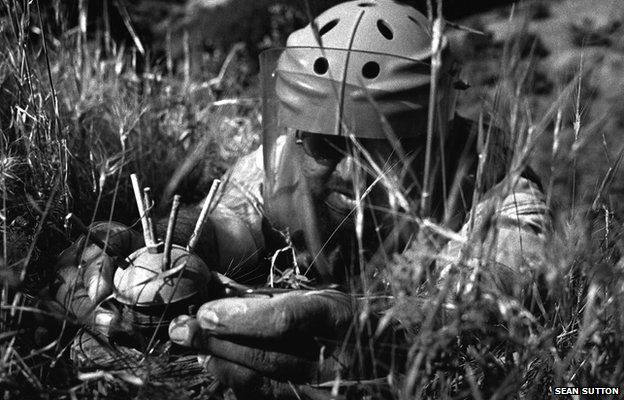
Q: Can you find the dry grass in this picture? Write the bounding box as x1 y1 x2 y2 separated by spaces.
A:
0 1 260 397
1 1 624 399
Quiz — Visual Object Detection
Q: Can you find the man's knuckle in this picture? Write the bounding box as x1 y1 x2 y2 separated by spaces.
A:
273 307 294 334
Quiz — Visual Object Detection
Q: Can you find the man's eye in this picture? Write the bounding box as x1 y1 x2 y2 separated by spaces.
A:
317 139 347 158
297 133 348 162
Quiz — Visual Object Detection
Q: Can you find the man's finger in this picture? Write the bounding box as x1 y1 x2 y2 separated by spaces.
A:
80 244 114 304
196 336 320 382
169 315 325 381
204 356 343 400
55 236 86 270
203 356 271 400
88 221 145 255
53 266 100 321
168 314 199 346
194 289 352 339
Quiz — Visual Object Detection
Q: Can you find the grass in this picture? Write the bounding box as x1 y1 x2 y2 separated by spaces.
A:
1 0 624 399
0 1 261 397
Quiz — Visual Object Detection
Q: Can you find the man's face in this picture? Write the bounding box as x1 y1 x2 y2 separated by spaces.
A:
295 131 422 241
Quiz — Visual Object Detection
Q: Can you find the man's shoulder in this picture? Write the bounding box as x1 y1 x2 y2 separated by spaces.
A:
226 134 287 180
229 144 265 178
219 134 290 207
216 145 265 218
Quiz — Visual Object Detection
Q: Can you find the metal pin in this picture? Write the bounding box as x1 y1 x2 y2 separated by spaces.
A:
187 179 221 253
130 174 152 247
143 187 160 252
162 195 181 270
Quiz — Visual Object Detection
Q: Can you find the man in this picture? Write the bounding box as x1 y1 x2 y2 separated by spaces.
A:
53 0 550 398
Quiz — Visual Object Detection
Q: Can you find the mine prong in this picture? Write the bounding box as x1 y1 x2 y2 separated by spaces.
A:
187 179 221 253
143 187 162 253
162 195 181 271
131 174 153 248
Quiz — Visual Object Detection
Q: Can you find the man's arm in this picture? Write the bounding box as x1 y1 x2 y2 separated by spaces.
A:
438 176 551 296
194 143 267 279
155 146 266 280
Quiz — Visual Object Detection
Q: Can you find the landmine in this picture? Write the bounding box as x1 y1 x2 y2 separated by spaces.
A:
112 175 221 337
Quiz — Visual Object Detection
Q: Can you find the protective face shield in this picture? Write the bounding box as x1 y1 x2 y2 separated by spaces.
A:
260 0 457 284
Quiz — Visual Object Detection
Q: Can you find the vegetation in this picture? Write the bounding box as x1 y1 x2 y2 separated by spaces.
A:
1 0 623 399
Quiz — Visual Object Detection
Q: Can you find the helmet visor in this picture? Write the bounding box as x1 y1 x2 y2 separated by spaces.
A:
262 47 438 140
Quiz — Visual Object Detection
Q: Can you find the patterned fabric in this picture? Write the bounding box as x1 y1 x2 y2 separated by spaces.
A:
212 145 266 251
209 125 550 292
438 176 551 296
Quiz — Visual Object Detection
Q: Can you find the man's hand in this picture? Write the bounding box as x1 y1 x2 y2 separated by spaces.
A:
168 289 371 399
52 222 144 327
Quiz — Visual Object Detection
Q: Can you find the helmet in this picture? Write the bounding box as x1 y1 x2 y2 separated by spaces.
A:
271 0 452 139
260 0 455 283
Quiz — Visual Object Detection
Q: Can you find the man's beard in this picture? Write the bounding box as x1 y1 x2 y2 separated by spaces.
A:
293 190 390 285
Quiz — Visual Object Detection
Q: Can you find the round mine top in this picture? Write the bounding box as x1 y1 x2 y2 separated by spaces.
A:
113 245 212 307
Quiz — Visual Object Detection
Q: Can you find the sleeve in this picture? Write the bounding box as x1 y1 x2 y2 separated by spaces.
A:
209 145 267 280
438 177 551 296
161 145 268 283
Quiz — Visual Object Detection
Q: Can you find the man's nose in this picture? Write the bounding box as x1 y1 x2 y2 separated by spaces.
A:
333 154 356 180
